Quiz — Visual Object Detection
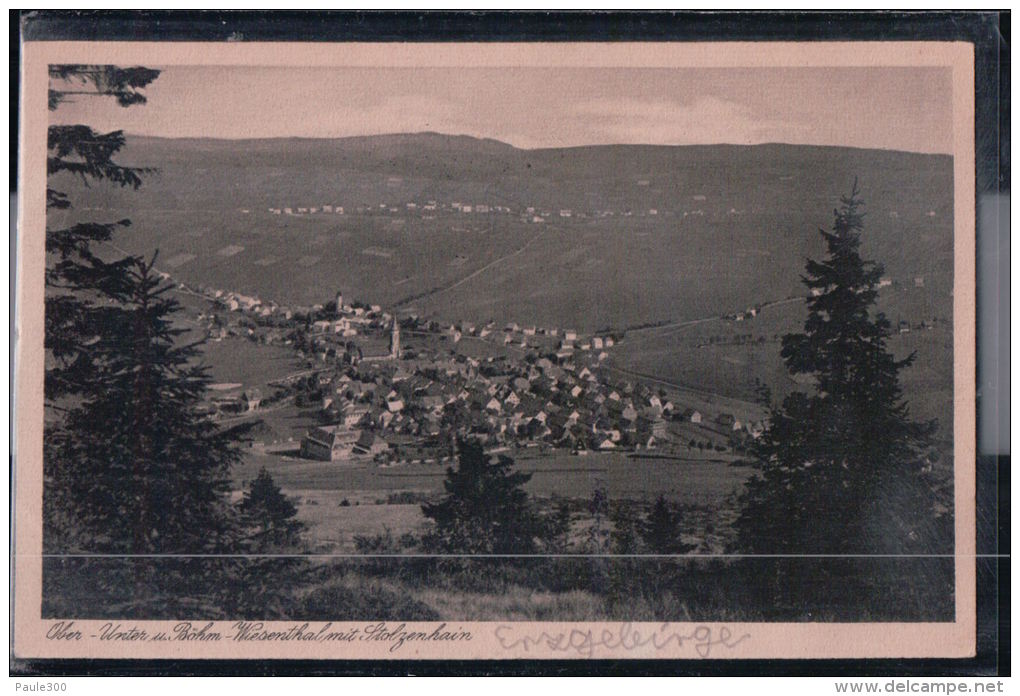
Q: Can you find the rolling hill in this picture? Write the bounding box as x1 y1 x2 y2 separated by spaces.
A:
47 133 955 424
50 133 954 321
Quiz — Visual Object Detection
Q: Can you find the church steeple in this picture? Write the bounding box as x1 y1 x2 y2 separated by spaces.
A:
390 318 400 360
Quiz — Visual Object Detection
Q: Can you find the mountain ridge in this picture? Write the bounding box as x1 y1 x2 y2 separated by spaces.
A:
120 131 953 160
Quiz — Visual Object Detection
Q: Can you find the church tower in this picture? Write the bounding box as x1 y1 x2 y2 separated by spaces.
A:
390 319 401 360
335 290 344 315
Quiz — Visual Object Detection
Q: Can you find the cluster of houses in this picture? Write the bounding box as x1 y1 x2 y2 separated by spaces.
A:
198 384 264 419
681 408 765 440
261 192 940 232
179 276 394 351
294 355 651 462
160 267 768 463
723 305 763 323
808 275 925 298
295 328 765 463
269 205 345 216
263 198 695 227
439 319 617 362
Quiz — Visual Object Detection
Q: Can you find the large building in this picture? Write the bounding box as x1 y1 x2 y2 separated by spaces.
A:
300 425 362 462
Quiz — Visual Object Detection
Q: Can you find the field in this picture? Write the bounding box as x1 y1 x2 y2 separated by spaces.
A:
231 449 752 552
198 336 306 386
609 291 954 430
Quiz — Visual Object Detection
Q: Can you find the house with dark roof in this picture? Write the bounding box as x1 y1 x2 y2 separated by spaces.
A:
301 425 362 462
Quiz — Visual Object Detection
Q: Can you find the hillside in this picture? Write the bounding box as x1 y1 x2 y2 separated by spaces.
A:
51 132 954 316
47 133 955 424
97 134 952 216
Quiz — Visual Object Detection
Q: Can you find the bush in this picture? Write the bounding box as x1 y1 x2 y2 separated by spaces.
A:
385 491 432 505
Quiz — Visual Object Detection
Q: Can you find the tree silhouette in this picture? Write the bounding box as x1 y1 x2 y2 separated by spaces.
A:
239 467 305 552
540 498 574 553
41 66 308 618
735 182 942 557
421 438 542 554
48 65 161 110
44 65 162 548
45 65 160 403
640 495 696 555
47 257 241 554
609 502 642 554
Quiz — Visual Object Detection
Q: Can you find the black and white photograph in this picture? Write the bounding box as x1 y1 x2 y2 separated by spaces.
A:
13 37 979 662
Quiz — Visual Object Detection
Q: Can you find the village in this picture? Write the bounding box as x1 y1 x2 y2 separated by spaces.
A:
169 273 773 469
159 233 947 477
260 189 943 231
263 191 717 225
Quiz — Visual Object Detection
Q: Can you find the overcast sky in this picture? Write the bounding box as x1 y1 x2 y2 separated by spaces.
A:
49 65 954 154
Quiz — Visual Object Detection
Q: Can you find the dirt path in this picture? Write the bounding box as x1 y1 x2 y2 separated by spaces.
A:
623 295 804 340
394 227 546 308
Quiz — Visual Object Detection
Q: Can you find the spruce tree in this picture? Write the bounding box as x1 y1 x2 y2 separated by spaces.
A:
40 66 299 618
640 495 696 555
239 467 305 552
45 65 161 403
47 257 241 554
421 438 542 554
735 182 941 557
44 65 162 548
229 468 307 617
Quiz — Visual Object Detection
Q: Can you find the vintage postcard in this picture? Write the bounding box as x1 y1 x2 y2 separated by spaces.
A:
14 39 976 661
